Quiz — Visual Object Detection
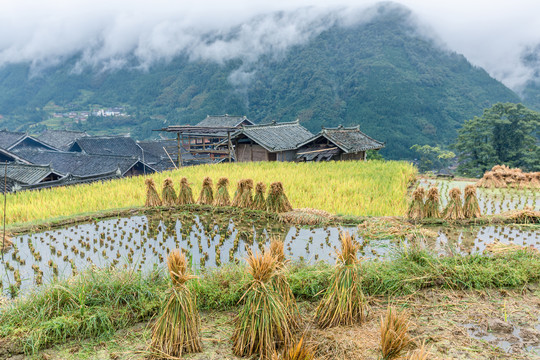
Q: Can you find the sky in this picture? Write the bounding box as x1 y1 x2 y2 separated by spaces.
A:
0 0 539 91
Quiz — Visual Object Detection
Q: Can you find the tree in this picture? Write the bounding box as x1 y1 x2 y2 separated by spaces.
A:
454 103 539 177
410 144 455 173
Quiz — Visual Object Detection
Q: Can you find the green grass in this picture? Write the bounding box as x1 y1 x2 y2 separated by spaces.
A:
2 249 539 355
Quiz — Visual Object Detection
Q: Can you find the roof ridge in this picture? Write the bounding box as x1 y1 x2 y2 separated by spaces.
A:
242 120 300 128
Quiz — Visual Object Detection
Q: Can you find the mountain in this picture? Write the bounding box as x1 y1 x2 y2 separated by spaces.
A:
0 4 520 159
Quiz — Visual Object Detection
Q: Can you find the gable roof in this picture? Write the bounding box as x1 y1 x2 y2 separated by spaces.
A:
196 114 254 128
13 149 155 177
0 163 62 185
298 125 385 153
0 130 58 151
0 130 26 149
70 136 142 157
229 120 314 152
37 130 88 151
0 147 32 164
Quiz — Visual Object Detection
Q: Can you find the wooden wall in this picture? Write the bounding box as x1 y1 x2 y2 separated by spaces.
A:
235 143 270 162
340 151 366 160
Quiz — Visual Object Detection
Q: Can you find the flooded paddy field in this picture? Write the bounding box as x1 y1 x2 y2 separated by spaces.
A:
418 178 539 215
1 212 538 297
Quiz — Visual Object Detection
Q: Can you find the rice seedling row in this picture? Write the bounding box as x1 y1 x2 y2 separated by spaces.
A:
1 212 538 297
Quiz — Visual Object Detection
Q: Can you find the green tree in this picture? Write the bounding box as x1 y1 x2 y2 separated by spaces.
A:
454 103 540 177
410 144 455 173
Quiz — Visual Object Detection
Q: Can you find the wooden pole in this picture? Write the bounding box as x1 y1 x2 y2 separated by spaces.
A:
2 163 6 259
228 131 232 162
176 133 182 168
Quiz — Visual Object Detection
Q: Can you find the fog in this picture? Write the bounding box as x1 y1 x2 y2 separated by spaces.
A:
1 0 539 91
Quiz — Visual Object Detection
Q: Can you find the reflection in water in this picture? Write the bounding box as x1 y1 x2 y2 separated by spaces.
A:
0 214 538 297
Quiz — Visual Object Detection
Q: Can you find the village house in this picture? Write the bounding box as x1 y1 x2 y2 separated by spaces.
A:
296 125 385 161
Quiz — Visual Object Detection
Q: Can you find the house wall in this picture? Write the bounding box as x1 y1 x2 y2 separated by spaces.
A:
235 143 270 162
340 151 366 161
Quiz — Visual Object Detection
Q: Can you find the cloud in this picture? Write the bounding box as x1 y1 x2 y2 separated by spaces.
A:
0 0 539 91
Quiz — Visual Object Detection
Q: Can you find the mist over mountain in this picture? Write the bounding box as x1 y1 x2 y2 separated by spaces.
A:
0 3 521 159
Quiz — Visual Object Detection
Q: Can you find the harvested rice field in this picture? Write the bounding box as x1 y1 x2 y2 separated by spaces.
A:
0 168 539 360
3 287 539 360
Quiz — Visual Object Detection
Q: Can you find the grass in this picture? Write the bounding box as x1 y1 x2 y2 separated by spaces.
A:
2 249 539 356
1 160 416 227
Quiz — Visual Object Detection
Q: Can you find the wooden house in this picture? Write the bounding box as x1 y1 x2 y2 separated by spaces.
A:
228 120 314 162
296 126 384 161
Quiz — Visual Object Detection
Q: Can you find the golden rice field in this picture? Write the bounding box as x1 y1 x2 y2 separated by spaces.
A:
2 160 416 227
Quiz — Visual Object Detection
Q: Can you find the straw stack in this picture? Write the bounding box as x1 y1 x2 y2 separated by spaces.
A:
145 178 162 207
161 178 177 206
214 177 231 206
177 177 194 205
197 177 214 205
150 250 202 358
252 182 267 210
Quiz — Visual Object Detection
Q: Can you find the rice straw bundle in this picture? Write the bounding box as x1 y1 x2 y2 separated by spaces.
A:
237 179 254 208
443 187 464 220
231 179 244 207
270 238 299 328
150 250 202 358
197 177 214 205
404 341 430 360
252 182 267 210
145 178 162 207
266 182 293 213
463 185 481 219
272 337 314 360
214 177 231 206
406 187 425 220
315 232 368 328
177 177 194 205
161 178 177 206
380 306 411 360
423 187 440 218
232 251 293 360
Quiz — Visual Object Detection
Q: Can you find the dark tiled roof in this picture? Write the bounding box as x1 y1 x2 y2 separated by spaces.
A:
19 171 122 192
0 163 61 185
71 136 142 157
298 126 385 153
196 115 254 128
0 130 26 149
13 149 154 177
0 148 31 163
37 130 88 151
230 120 314 152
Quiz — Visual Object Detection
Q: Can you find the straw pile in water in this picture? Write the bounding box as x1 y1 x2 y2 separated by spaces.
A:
238 179 254 208
177 177 194 205
423 187 440 218
232 250 293 360
315 232 368 328
161 178 177 206
270 238 299 328
252 182 267 210
145 178 162 207
197 177 214 205
150 250 202 358
380 306 411 360
267 182 293 213
484 239 539 255
463 184 481 219
443 187 464 220
407 187 425 220
477 165 540 189
214 177 231 206
501 208 540 224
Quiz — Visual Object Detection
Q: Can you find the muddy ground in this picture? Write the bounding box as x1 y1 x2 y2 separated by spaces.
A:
5 285 540 360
